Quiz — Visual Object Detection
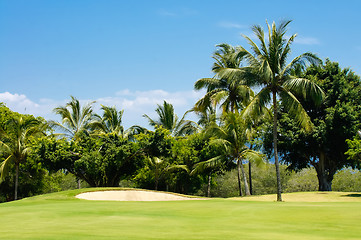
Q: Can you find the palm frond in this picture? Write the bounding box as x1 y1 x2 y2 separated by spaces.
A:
240 149 265 166
0 155 14 181
281 52 322 77
283 77 325 106
241 87 271 121
191 155 225 175
194 78 220 91
279 86 313 132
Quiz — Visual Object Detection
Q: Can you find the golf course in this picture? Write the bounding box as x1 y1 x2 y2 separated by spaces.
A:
1 188 361 239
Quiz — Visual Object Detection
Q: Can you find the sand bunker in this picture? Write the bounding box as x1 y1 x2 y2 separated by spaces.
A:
76 190 202 201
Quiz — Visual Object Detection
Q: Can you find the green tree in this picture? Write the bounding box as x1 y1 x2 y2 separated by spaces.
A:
90 105 144 139
267 60 361 191
197 112 263 196
50 96 95 139
222 20 324 201
145 156 188 191
143 100 197 137
194 43 253 113
33 134 140 187
0 116 46 199
134 126 175 190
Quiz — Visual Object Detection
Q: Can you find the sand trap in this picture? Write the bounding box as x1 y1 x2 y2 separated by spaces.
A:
76 190 202 201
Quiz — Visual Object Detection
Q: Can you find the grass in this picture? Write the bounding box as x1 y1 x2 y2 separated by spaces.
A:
1 188 361 240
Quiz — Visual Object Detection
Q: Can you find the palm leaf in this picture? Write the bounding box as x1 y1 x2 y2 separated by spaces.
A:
283 77 325 106
241 87 271 121
278 86 313 132
0 155 14 181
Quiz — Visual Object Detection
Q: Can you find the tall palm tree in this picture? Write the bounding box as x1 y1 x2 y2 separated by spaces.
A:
194 43 253 113
143 100 197 137
220 20 324 201
50 96 95 140
0 116 46 200
194 112 263 196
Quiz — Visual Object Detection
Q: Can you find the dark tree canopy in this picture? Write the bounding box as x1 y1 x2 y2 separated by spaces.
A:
32 133 141 187
263 60 361 190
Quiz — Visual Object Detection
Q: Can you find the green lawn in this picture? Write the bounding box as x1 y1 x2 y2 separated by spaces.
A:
1 188 361 239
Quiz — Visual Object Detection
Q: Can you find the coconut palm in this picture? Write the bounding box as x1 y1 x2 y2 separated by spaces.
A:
194 43 253 113
192 105 218 129
143 100 197 137
194 112 263 196
220 20 324 201
0 116 46 200
147 156 188 191
50 96 95 140
90 105 145 139
91 105 125 136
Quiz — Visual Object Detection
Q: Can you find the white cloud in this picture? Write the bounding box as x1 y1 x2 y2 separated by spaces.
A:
0 89 205 129
218 21 245 29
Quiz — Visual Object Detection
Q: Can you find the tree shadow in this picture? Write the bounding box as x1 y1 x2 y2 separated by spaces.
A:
343 194 361 198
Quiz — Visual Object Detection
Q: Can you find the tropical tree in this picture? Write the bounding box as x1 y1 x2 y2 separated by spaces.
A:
266 60 361 190
194 43 253 113
0 116 46 200
90 105 145 139
146 156 188 191
50 96 95 139
195 112 263 196
143 100 197 137
220 20 324 201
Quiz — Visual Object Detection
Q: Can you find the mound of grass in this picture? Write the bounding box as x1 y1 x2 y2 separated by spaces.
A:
1 189 361 239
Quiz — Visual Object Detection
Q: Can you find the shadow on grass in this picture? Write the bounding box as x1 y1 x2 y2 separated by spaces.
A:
343 194 361 198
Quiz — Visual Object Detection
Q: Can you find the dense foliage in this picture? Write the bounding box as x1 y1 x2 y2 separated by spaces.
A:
32 134 140 187
263 60 361 190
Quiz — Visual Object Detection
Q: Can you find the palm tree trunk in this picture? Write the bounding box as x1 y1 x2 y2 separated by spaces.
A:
237 159 243 196
207 172 212 197
249 161 253 195
77 179 81 189
239 158 250 196
273 91 282 202
14 163 19 200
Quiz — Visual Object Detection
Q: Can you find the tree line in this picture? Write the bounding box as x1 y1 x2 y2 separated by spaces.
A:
1 20 361 202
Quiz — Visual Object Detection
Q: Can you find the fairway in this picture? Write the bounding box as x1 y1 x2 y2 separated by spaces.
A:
1 189 361 240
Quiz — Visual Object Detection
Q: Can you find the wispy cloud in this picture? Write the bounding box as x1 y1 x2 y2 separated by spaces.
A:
157 8 198 17
0 90 205 128
294 36 320 45
218 21 246 29
157 9 178 17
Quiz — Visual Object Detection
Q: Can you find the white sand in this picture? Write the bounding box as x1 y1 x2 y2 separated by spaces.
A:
76 190 203 201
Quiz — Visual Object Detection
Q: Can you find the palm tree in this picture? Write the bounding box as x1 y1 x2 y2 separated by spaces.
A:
0 116 46 200
220 20 324 201
194 112 263 196
50 96 95 140
91 105 125 136
193 105 218 129
147 156 188 191
143 100 197 137
90 105 145 139
194 43 253 113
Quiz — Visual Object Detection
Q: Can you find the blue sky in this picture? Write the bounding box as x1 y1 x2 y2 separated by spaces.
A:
1 0 360 128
